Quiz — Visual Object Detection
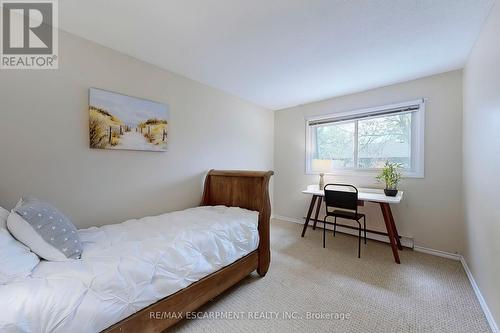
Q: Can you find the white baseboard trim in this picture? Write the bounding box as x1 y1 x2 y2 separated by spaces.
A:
272 214 302 224
272 214 499 333
413 246 462 261
460 256 499 333
272 215 414 248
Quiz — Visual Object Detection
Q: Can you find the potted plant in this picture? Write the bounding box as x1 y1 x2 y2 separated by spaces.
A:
376 161 402 197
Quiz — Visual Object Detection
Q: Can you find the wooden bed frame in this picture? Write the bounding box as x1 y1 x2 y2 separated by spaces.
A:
103 170 274 333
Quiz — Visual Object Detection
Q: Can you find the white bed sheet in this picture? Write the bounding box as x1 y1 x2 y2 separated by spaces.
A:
0 206 259 333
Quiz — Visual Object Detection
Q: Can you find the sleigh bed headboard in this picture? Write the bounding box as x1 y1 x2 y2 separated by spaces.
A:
201 169 274 275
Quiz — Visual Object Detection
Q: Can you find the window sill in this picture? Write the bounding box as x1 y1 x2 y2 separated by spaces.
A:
306 169 424 179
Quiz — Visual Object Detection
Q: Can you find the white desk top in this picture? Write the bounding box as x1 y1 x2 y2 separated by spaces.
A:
302 185 403 204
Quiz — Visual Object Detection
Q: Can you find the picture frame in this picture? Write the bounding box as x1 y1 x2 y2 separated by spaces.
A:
88 88 169 152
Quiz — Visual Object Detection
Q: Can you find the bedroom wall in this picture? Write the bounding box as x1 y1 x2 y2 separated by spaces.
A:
273 70 464 254
0 31 274 228
463 1 500 328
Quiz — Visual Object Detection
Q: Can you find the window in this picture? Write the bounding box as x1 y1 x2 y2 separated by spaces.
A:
306 100 425 177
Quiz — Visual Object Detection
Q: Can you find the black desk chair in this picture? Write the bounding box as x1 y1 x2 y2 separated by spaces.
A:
323 184 367 258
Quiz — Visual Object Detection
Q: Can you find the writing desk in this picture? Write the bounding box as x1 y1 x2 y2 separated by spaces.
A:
301 185 404 263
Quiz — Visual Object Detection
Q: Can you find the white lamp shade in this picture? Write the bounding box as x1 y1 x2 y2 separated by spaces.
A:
311 159 332 173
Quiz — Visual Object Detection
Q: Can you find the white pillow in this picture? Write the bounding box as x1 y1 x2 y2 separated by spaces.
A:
0 228 40 284
7 212 74 262
7 197 82 261
0 206 9 229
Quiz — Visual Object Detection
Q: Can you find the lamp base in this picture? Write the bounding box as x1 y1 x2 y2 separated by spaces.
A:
319 173 325 191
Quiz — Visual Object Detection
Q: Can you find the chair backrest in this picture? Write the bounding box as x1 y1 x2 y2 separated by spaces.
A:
324 184 359 212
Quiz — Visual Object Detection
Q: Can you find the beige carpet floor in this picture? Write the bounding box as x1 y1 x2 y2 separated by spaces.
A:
170 219 490 333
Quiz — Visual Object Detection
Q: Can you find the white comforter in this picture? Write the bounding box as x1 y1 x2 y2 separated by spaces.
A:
0 206 259 333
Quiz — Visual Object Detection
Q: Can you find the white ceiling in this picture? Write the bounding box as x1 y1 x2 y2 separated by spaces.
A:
59 0 494 110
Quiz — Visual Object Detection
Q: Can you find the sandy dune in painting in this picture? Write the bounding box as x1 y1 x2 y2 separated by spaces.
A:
109 128 166 151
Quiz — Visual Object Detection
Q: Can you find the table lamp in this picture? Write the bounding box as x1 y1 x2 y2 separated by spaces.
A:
312 159 332 190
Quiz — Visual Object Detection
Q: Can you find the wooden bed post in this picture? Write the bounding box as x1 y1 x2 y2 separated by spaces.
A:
256 172 272 276
201 169 274 276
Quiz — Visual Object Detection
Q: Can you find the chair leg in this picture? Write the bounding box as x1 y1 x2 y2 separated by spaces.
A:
323 216 329 248
323 220 326 248
357 221 361 258
333 217 337 237
363 216 367 244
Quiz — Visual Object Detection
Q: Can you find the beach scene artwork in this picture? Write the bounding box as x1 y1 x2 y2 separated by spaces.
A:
89 88 169 152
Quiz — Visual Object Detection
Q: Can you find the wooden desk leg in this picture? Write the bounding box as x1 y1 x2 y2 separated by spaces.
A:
386 204 403 250
312 197 322 230
379 202 401 264
301 195 317 237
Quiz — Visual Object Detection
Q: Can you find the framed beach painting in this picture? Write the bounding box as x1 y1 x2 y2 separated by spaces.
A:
88 88 169 152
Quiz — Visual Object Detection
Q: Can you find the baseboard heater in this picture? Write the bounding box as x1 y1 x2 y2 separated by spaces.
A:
304 217 414 248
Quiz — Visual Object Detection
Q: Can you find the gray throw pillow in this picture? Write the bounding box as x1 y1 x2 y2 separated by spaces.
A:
9 197 82 260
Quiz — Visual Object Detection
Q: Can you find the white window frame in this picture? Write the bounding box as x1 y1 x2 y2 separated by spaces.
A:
305 99 425 178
